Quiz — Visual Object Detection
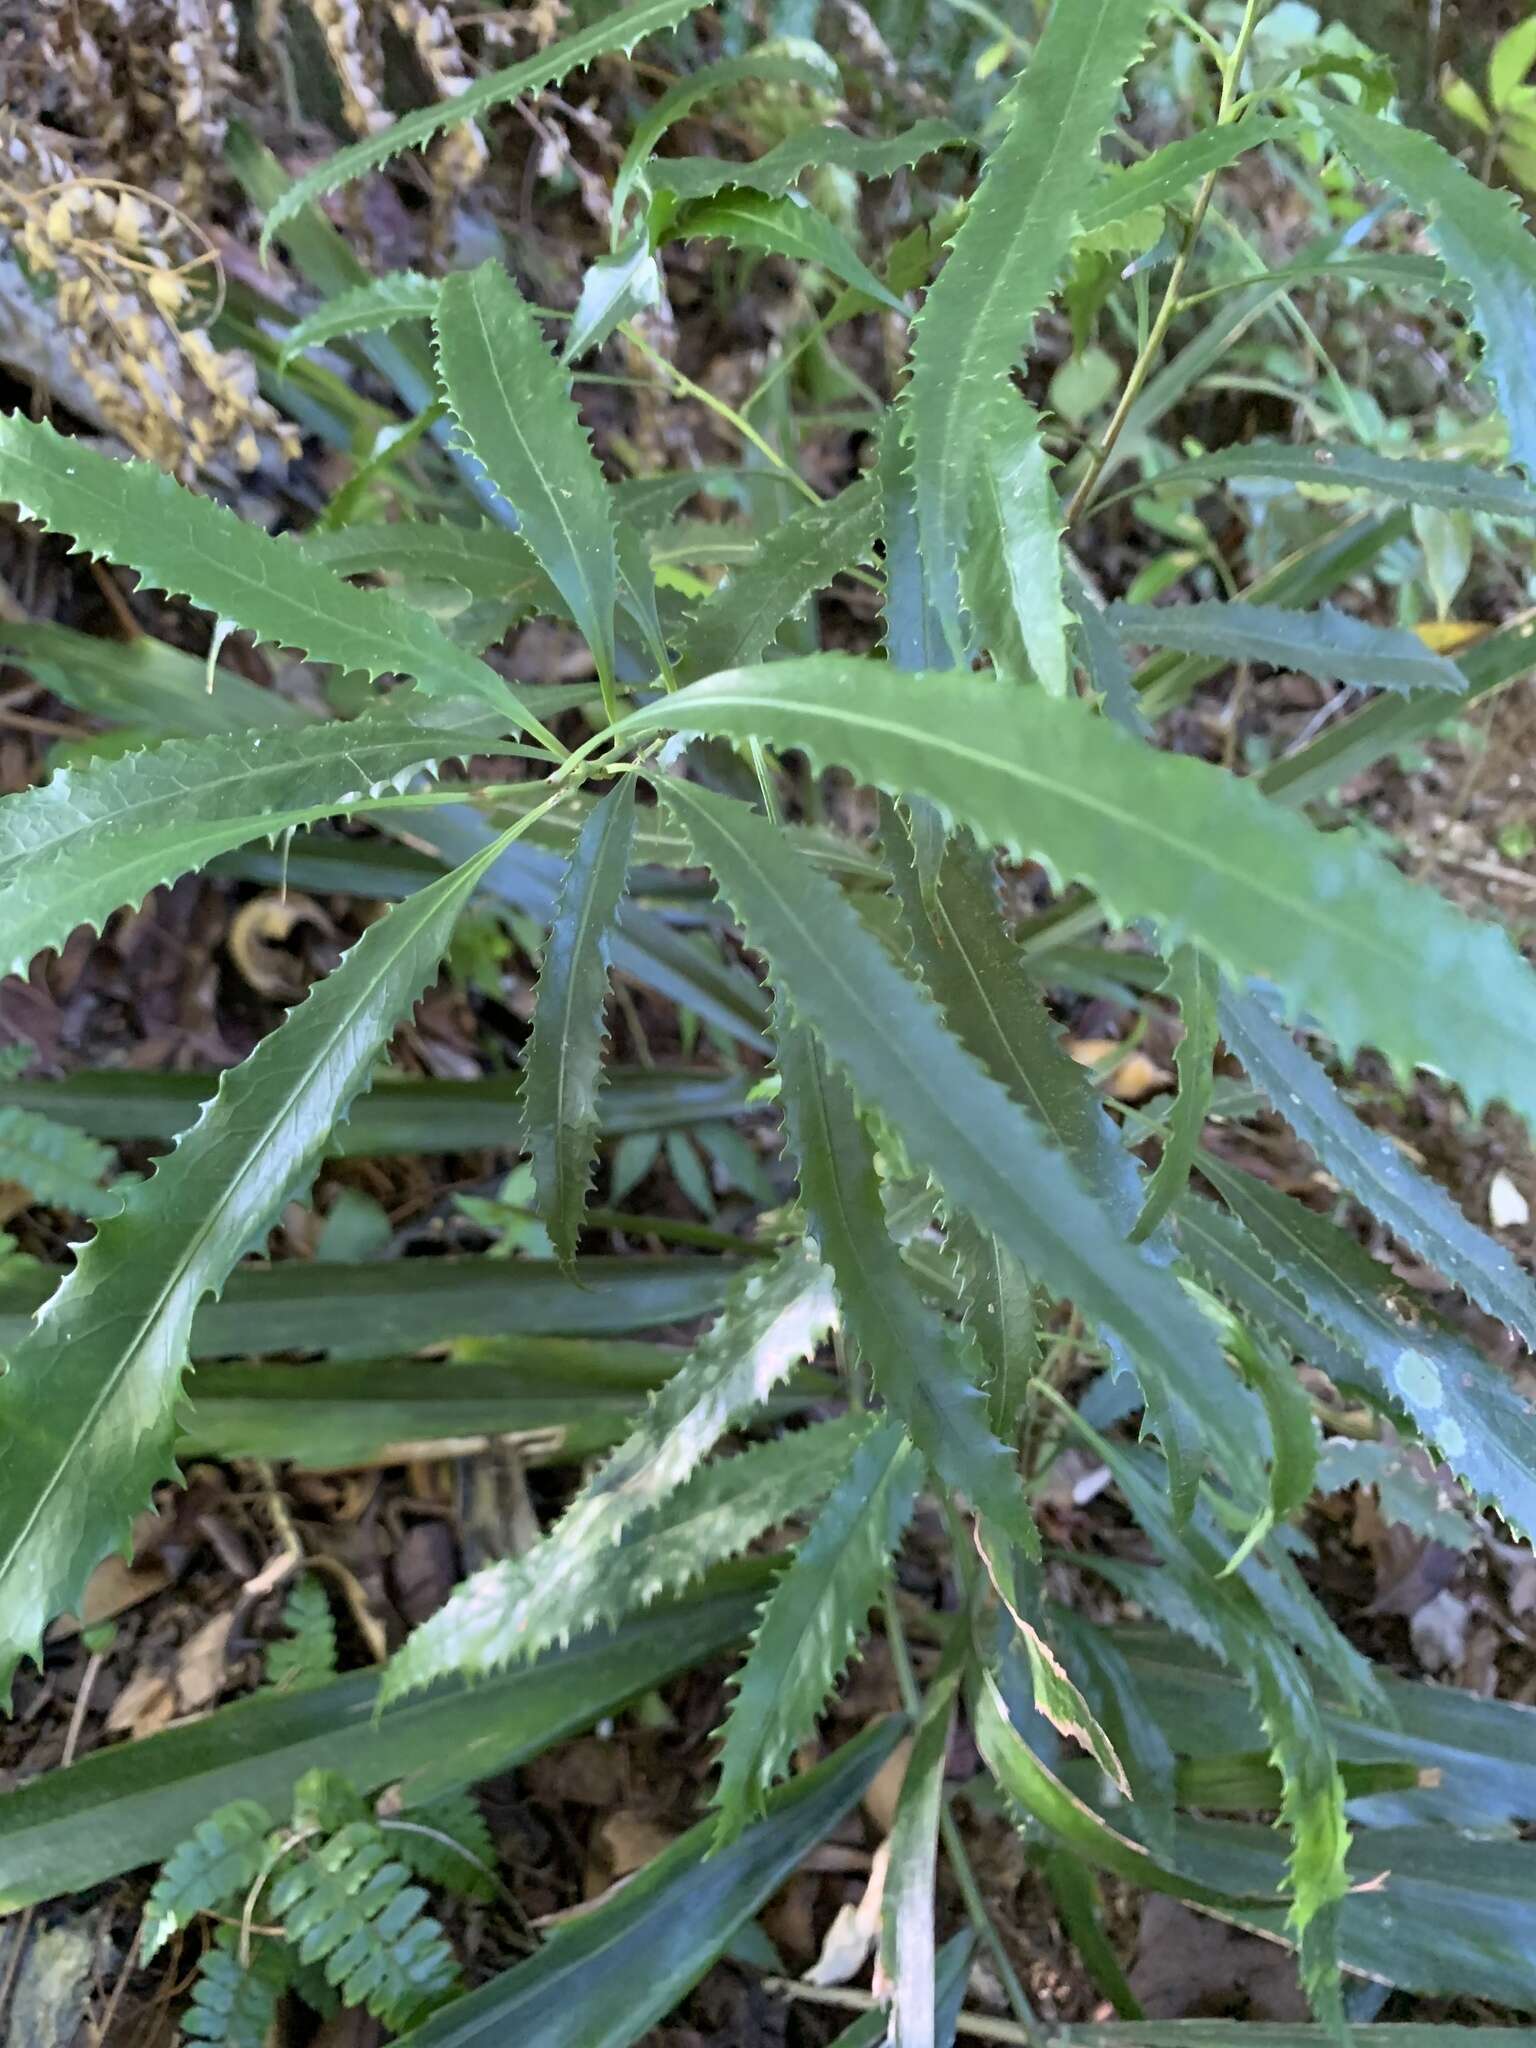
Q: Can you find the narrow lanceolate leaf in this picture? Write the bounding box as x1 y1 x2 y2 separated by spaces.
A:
1132 947 1219 1244
0 700 517 979
1219 982 1536 1346
1325 103 1536 478
904 0 1156 644
960 407 1071 694
1077 118 1291 247
381 1251 836 1701
946 1213 1037 1445
434 265 618 689
650 119 965 206
666 780 1240 1512
673 190 906 314
881 1650 961 2048
0 827 519 1700
627 662 1536 1143
260 0 710 255
1200 1155 1536 1543
524 779 637 1265
714 1422 920 1836
1134 440 1536 520
774 997 1037 1552
676 477 878 680
390 1721 904 2048
0 415 551 744
279 271 439 365
1108 600 1466 694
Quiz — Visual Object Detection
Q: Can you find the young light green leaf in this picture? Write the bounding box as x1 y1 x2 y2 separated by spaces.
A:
611 47 842 226
960 407 1071 694
904 0 1156 646
649 118 965 206
1132 947 1218 1243
381 1250 836 1700
1219 981 1536 1345
1325 103 1536 478
627 660 1536 1143
1200 1153 1536 1542
676 477 878 680
672 189 906 313
563 225 662 362
259 0 710 256
0 414 553 745
278 271 440 367
773 994 1036 1548
1128 439 1536 520
1109 600 1466 694
714 1420 920 1836
667 782 1245 1523
0 1107 117 1218
0 700 519 980
434 264 618 694
0 824 521 1701
524 778 637 1266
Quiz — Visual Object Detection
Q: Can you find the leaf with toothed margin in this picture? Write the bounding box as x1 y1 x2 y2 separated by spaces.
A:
1075 116 1292 251
1218 981 1536 1347
1108 600 1466 695
0 826 519 1702
356 1418 865 1698
903 0 1157 649
1132 946 1219 1245
0 414 554 748
1198 1152 1536 1544
278 271 440 367
623 660 1536 1145
675 477 879 682
656 778 1236 1520
713 1420 920 1840
647 118 966 206
774 995 1037 1553
433 264 619 692
1324 103 1536 479
524 778 637 1266
960 404 1071 695
380 1250 836 1703
259 0 710 256
0 701 524 981
669 189 907 314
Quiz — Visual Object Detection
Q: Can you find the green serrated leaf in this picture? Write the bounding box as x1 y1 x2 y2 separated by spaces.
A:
629 660 1536 1145
1132 947 1218 1244
658 777 1238 1519
380 1250 836 1700
904 0 1156 646
1325 103 1536 478
0 824 523 1698
1200 1153 1536 1541
142 1800 274 1961
1078 117 1291 247
260 0 710 255
434 264 619 694
676 476 878 680
673 189 906 312
714 1420 920 1835
1109 600 1465 694
1219 982 1536 1346
961 405 1071 694
300 521 559 611
1128 440 1536 520
279 271 441 366
0 700 519 981
649 118 965 206
564 226 662 362
525 778 637 1265
0 414 552 745
0 1106 117 1217
946 1213 1038 1445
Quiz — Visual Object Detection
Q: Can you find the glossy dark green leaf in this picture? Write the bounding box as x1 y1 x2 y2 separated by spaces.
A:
391 1718 906 2048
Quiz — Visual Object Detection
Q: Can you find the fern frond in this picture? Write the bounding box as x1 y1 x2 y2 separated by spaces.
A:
0 1105 118 1217
142 1801 275 1962
264 1575 339 1693
388 1788 498 1901
181 1929 293 2047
